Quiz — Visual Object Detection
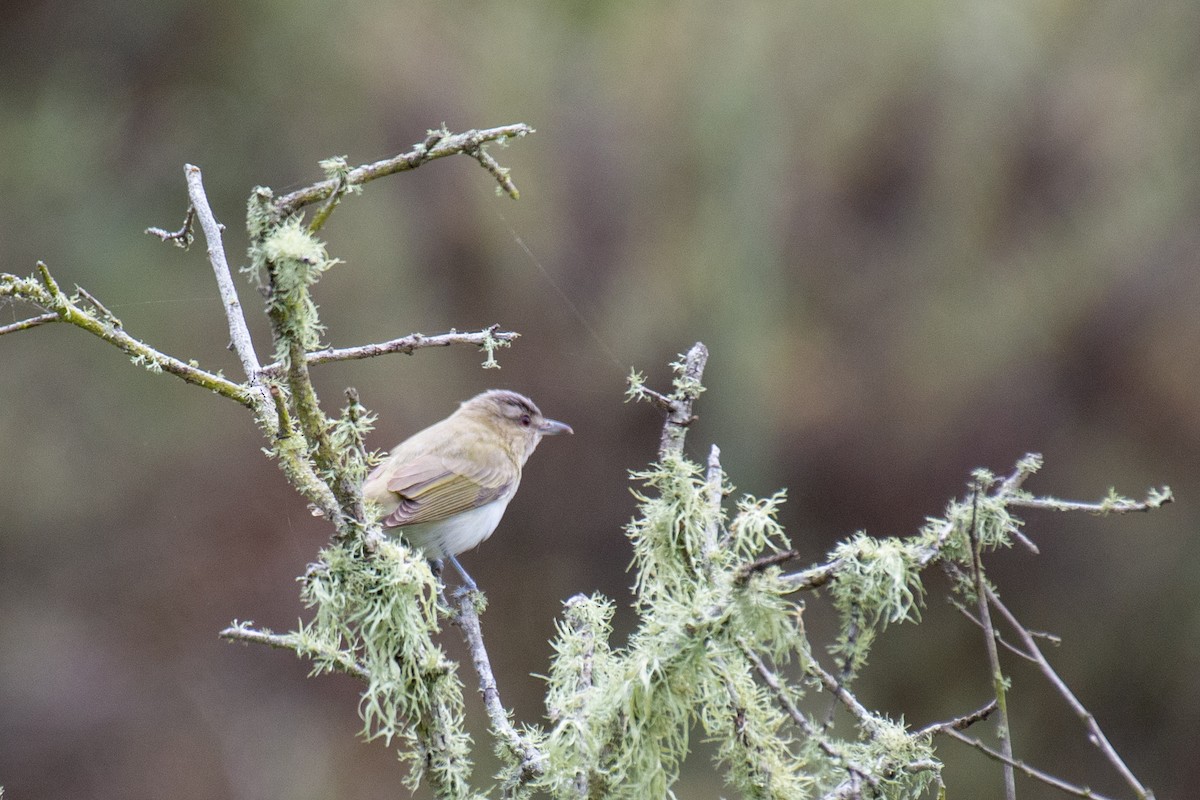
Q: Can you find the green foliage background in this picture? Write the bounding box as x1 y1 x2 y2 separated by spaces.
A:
2 1 1198 797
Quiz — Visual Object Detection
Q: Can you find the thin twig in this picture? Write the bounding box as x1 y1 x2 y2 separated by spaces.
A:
660 342 708 459
1007 491 1172 515
219 624 369 680
736 548 803 582
145 205 196 249
702 444 724 561
272 124 534 219
452 592 547 786
806 652 876 729
943 728 1121 800
467 142 522 199
915 699 998 737
743 644 872 794
0 269 250 404
0 312 58 336
946 594 1038 663
184 165 265 386
258 326 519 376
779 558 842 592
986 586 1156 800
967 487 1016 800
74 285 122 328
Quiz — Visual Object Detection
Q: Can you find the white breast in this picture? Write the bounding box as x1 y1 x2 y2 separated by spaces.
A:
392 496 513 558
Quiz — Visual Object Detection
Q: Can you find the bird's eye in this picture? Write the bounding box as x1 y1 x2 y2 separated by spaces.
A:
519 414 532 427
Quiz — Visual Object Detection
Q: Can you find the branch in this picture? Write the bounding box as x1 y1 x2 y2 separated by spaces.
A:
452 592 547 788
986 586 1156 800
183 164 265 386
272 124 535 219
806 652 877 730
219 623 369 681
1007 488 1172 515
0 267 250 405
145 205 196 249
0 312 58 336
966 489 1016 800
259 326 520 376
943 728 1121 800
915 699 998 737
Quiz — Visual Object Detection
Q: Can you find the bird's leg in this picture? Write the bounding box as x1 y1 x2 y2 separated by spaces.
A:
428 558 452 608
447 554 479 595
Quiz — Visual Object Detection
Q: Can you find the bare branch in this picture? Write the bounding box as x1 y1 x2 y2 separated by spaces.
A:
272 124 535 219
0 312 58 336
184 164 265 386
452 592 547 786
916 699 998 737
259 326 520 376
986 586 1156 800
943 728 1121 800
145 205 196 249
946 593 1038 663
780 558 842 592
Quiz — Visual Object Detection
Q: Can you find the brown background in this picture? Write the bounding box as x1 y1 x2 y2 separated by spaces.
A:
2 2 1198 798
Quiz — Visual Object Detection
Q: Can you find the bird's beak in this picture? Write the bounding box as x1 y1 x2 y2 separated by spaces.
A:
539 418 573 436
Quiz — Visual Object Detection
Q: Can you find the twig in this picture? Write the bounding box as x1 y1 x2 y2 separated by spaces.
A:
780 558 842 592
0 268 250 404
806 652 876 729
467 142 522 199
916 699 998 736
702 444 724 560
145 205 196 249
258 326 519 376
452 592 547 787
659 342 708 459
745 646 815 734
743 644 874 795
986 586 1156 800
736 548 803 583
943 728 1121 800
0 312 58 336
966 487 1016 800
74 285 121 328
272 124 534 219
1007 490 1172 515
184 165 265 386
946 594 1038 663
219 623 369 681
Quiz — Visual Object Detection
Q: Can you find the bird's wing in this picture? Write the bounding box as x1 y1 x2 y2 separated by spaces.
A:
378 450 514 528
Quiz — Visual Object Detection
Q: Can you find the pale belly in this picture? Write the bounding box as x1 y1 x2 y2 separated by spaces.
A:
390 497 512 558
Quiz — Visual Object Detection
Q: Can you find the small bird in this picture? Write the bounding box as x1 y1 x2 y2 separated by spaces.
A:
363 389 572 589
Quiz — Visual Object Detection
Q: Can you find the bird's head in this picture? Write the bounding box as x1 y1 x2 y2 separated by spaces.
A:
458 389 573 462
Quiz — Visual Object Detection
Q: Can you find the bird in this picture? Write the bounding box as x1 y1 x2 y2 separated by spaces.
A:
362 389 572 589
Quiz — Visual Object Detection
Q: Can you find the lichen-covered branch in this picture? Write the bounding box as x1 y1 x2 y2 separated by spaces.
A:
0 267 249 404
271 124 534 220
259 326 520 376
626 341 708 459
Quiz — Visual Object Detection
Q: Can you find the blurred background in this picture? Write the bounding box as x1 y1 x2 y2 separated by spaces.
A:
2 1 1198 797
